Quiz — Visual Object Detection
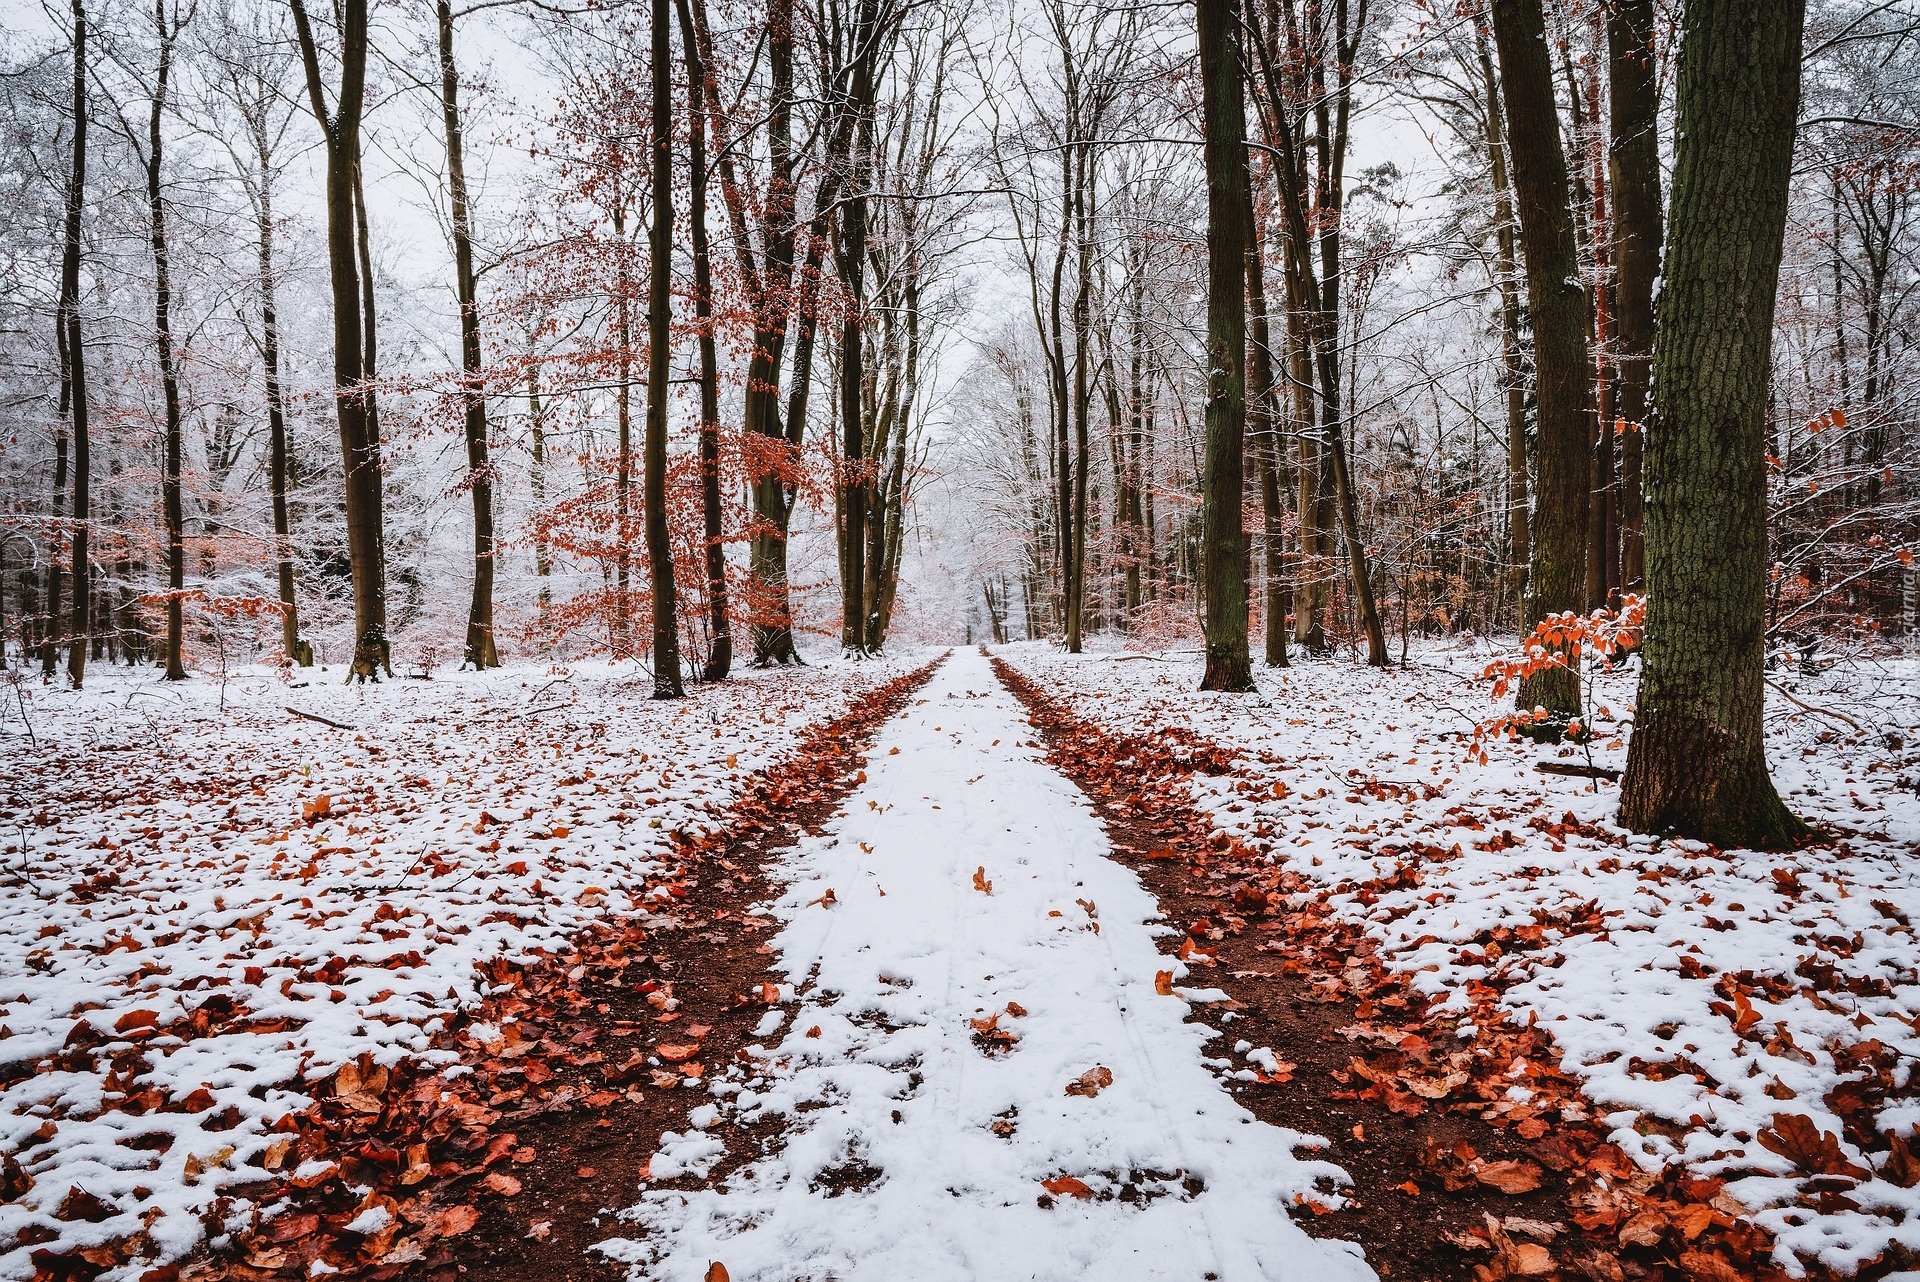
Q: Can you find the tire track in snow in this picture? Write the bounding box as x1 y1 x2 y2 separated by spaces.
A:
601 648 1375 1281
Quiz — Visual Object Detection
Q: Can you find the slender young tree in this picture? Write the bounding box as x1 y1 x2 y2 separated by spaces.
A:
1473 12 1528 617
436 0 498 668
1619 0 1809 848
1490 0 1590 717
202 1 305 663
1196 0 1253 691
676 0 729 680
61 0 89 689
645 0 681 697
1607 0 1660 591
289 0 390 680
116 0 190 679
1245 178 1287 669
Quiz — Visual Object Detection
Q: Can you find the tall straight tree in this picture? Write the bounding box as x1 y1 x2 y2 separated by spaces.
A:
289 0 389 680
834 0 882 657
118 0 190 679
1490 0 1589 717
436 0 497 669
1620 0 1808 847
645 0 681 697
1607 0 1660 591
1196 0 1252 691
677 0 729 680
1473 12 1528 617
689 0 802 665
207 7 306 664
61 0 89 689
1243 0 1388 666
1245 173 1287 668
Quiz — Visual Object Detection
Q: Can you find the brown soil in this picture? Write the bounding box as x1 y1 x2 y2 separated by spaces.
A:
989 652 1794 1282
175 655 945 1282
406 655 948 1281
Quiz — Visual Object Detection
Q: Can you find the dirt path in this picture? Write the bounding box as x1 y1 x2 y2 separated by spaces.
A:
596 647 1374 1282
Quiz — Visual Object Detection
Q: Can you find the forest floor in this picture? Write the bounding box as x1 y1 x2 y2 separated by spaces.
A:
1 638 1917 1282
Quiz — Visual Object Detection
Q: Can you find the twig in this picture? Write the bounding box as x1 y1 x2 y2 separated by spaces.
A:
1764 678 1865 733
287 705 354 731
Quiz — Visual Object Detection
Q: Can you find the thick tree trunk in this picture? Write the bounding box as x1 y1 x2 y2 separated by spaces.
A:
1619 0 1808 848
1491 0 1590 716
645 0 682 698
677 0 729 680
290 0 388 682
835 10 876 657
1607 0 1660 591
438 0 497 669
1197 0 1253 692
62 0 88 691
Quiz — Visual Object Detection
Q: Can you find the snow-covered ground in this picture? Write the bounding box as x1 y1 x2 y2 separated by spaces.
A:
997 639 1920 1275
601 648 1374 1282
0 651 920 1281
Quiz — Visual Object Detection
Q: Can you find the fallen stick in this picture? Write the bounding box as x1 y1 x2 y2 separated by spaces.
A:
287 706 354 731
1764 678 1864 733
1535 761 1620 781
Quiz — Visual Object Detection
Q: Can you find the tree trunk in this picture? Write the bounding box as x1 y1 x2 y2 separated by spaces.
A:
438 0 497 669
1245 168 1287 668
140 0 185 681
1619 0 1807 848
835 4 876 657
256 128 301 664
62 0 88 691
1475 16 1530 624
290 0 388 681
1490 0 1590 716
614 205 634 656
646 0 682 698
527 352 551 609
696 0 803 666
677 0 729 680
1197 0 1253 692
1607 0 1660 591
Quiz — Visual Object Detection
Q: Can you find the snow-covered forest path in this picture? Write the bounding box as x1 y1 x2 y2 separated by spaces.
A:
609 648 1375 1281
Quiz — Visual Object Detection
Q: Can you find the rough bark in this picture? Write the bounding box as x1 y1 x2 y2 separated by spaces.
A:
255 124 301 663
438 0 497 669
138 0 186 680
1607 0 1660 591
62 0 89 690
1476 15 1529 620
677 0 729 680
1490 0 1590 716
1197 0 1253 692
1619 0 1808 848
645 0 682 698
834 0 878 657
1245 175 1288 668
289 0 388 681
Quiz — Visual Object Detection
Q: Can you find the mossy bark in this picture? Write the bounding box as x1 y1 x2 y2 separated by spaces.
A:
1619 0 1808 849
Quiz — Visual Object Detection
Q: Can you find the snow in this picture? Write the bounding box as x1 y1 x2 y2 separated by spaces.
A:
598 648 1374 1282
0 653 919 1282
998 639 1920 1275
